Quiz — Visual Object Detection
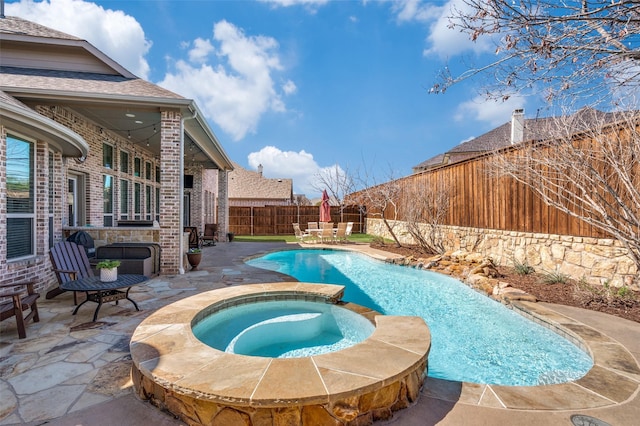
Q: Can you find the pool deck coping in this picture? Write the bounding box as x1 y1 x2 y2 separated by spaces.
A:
130 282 431 407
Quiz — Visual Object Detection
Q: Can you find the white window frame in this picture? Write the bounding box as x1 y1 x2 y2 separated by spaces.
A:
7 133 36 260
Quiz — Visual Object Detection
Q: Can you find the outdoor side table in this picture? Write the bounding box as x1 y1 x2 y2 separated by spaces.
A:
60 274 148 322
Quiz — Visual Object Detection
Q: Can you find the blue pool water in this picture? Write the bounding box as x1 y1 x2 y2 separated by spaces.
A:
193 300 375 358
246 249 593 386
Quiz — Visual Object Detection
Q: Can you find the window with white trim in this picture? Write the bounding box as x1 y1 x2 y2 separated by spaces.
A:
103 143 114 169
7 135 35 259
134 182 141 220
120 179 130 220
103 175 114 226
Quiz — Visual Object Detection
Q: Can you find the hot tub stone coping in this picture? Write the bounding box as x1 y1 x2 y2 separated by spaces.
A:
130 282 431 408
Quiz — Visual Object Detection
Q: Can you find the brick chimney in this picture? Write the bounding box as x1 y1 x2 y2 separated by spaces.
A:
511 109 524 144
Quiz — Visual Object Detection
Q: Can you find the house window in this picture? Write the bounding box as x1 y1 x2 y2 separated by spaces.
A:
134 182 141 220
155 187 160 223
145 161 152 180
146 185 152 220
156 166 160 183
103 175 114 226
103 143 114 169
48 151 55 249
134 157 141 177
120 179 130 220
120 151 130 174
7 135 35 259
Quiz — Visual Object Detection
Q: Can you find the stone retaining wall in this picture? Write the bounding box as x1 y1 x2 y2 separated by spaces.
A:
367 219 637 288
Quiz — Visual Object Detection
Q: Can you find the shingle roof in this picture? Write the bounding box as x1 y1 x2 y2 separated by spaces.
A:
413 108 621 171
0 66 183 99
228 162 293 201
0 16 81 40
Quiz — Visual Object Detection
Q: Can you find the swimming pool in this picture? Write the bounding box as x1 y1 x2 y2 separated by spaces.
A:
246 249 593 386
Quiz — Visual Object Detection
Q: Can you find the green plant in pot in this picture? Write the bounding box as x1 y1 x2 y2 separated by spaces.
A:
96 259 121 282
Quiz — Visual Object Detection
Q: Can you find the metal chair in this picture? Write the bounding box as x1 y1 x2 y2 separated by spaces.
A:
201 224 218 246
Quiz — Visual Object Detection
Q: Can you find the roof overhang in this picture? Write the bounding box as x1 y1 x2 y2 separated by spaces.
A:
1 97 88 158
3 88 234 170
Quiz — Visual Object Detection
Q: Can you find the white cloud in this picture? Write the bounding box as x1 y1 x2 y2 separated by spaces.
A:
259 0 329 10
188 38 215 64
282 80 297 95
159 20 291 141
422 0 493 58
6 0 151 79
390 0 440 23
455 95 526 127
247 146 326 196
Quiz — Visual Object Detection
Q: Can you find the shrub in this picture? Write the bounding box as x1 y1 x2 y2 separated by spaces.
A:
541 270 570 284
512 258 535 275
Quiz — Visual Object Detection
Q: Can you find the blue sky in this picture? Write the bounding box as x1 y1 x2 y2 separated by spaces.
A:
6 0 539 198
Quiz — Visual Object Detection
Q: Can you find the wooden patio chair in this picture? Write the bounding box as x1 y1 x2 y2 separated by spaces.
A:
0 281 40 339
184 226 201 249
48 241 94 303
201 224 218 246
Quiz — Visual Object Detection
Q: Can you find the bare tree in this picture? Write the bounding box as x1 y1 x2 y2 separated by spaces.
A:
402 176 451 255
490 109 640 281
433 1 640 105
352 167 403 247
293 194 311 206
313 164 356 222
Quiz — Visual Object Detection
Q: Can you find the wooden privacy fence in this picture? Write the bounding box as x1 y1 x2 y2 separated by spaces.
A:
228 205 365 236
355 144 609 239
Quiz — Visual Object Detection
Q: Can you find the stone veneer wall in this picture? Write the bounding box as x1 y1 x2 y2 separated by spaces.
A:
367 218 637 288
133 363 425 426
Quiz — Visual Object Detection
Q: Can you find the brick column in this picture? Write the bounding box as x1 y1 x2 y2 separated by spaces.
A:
159 110 182 274
217 169 229 241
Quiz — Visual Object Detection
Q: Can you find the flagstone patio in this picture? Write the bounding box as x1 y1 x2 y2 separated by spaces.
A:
1 242 639 426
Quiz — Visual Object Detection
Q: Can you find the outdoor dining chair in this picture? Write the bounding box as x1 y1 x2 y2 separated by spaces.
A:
293 223 312 243
335 222 348 243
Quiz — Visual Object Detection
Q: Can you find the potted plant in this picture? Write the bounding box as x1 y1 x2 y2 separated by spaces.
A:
96 259 121 282
186 248 202 270
227 232 235 242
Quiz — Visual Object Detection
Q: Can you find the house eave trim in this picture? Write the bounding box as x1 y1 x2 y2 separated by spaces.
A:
1 102 89 158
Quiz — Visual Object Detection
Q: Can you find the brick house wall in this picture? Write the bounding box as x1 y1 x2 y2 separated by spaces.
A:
0 105 214 300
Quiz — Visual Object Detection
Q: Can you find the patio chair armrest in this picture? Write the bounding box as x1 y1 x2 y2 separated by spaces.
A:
0 281 37 296
52 268 79 280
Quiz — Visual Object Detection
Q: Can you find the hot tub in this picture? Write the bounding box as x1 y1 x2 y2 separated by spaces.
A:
130 282 431 425
192 299 375 357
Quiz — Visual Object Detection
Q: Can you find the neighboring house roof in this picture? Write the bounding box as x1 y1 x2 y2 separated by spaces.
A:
412 108 620 173
0 15 233 171
228 162 293 202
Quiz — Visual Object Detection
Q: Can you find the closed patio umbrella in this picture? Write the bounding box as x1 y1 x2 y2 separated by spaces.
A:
320 189 331 222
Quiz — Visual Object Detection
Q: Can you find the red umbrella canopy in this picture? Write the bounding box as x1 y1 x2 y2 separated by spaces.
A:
320 189 331 222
